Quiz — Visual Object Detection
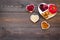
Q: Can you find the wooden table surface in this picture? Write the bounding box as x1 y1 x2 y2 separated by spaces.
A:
0 0 60 40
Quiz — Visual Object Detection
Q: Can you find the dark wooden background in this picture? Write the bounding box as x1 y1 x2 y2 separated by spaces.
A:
0 0 60 40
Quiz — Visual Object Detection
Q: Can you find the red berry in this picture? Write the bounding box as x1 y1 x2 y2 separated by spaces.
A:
49 4 57 14
26 4 35 13
40 4 48 11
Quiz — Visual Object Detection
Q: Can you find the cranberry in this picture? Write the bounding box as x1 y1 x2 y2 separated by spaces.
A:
26 4 35 13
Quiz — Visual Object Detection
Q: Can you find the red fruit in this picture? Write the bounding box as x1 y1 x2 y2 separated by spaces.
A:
26 4 35 13
49 4 57 14
40 4 48 11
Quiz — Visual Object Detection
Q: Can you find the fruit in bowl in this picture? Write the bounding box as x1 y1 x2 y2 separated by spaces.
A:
38 3 48 14
41 21 50 29
38 3 57 19
49 4 57 14
26 4 35 13
40 3 48 12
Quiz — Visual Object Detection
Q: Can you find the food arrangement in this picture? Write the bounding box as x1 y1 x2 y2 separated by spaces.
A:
26 4 35 13
38 3 57 19
41 21 50 29
30 14 39 23
26 3 57 29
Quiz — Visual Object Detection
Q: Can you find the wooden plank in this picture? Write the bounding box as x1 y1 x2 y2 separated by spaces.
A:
0 0 60 40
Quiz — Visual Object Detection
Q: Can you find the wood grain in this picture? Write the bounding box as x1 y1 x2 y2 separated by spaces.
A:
0 0 60 40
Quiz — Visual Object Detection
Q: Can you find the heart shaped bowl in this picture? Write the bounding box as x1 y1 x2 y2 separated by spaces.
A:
38 3 57 19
